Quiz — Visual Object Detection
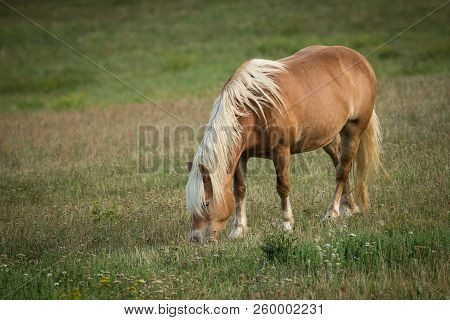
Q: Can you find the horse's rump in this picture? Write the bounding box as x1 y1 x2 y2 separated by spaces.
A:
270 46 377 153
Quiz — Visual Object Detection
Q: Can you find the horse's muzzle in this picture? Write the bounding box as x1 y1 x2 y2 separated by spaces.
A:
188 230 204 243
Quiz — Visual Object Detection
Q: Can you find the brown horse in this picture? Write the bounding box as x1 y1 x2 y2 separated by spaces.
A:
186 45 382 243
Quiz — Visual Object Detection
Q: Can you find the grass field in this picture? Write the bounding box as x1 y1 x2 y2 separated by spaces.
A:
0 0 449 299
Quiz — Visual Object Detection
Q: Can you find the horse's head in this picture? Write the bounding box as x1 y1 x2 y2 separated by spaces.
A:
186 162 234 243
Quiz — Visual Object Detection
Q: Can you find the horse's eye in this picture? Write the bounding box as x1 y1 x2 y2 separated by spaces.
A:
205 201 209 207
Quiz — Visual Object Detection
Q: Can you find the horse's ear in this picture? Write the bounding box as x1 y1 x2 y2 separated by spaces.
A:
198 164 210 181
186 162 193 172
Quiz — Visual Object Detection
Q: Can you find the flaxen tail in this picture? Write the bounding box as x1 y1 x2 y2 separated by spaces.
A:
354 110 384 210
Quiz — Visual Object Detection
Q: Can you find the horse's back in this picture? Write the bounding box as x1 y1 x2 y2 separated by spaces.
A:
280 45 376 115
281 45 375 80
274 46 377 152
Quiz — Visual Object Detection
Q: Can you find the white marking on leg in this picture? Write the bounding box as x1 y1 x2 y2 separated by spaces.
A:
324 201 340 220
282 196 294 232
340 193 359 216
323 183 344 220
229 198 247 238
339 203 352 216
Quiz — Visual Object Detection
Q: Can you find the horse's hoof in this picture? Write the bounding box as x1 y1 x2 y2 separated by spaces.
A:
322 209 340 221
339 204 352 217
282 221 293 232
229 226 247 239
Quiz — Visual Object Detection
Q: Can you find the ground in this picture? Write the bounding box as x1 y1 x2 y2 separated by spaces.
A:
0 0 449 299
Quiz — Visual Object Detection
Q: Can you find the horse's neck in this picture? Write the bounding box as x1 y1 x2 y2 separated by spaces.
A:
222 116 252 183
226 140 245 184
214 112 259 186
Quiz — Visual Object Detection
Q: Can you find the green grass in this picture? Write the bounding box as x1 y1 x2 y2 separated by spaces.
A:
0 0 449 299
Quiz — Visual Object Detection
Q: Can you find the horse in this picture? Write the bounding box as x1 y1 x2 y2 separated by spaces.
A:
186 45 382 243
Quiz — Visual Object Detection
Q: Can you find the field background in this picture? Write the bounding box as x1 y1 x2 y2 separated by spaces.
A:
0 0 449 299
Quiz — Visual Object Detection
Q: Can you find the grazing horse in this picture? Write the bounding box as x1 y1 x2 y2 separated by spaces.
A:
186 45 382 243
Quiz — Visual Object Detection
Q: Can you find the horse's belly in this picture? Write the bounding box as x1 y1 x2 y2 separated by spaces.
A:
290 130 336 153
289 104 349 153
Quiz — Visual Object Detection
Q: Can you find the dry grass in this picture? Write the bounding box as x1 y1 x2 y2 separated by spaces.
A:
0 74 448 299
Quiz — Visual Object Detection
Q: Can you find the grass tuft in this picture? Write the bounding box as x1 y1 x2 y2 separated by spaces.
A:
261 231 298 264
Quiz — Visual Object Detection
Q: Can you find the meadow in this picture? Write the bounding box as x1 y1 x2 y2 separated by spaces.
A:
0 0 449 299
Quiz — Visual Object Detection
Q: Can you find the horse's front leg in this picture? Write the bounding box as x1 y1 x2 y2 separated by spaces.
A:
273 146 294 231
229 156 248 238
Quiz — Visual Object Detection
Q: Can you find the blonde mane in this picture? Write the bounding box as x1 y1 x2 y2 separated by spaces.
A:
186 59 287 217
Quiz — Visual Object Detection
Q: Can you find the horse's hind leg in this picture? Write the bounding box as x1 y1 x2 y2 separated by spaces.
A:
273 145 294 231
323 136 359 216
229 156 248 238
324 122 364 219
